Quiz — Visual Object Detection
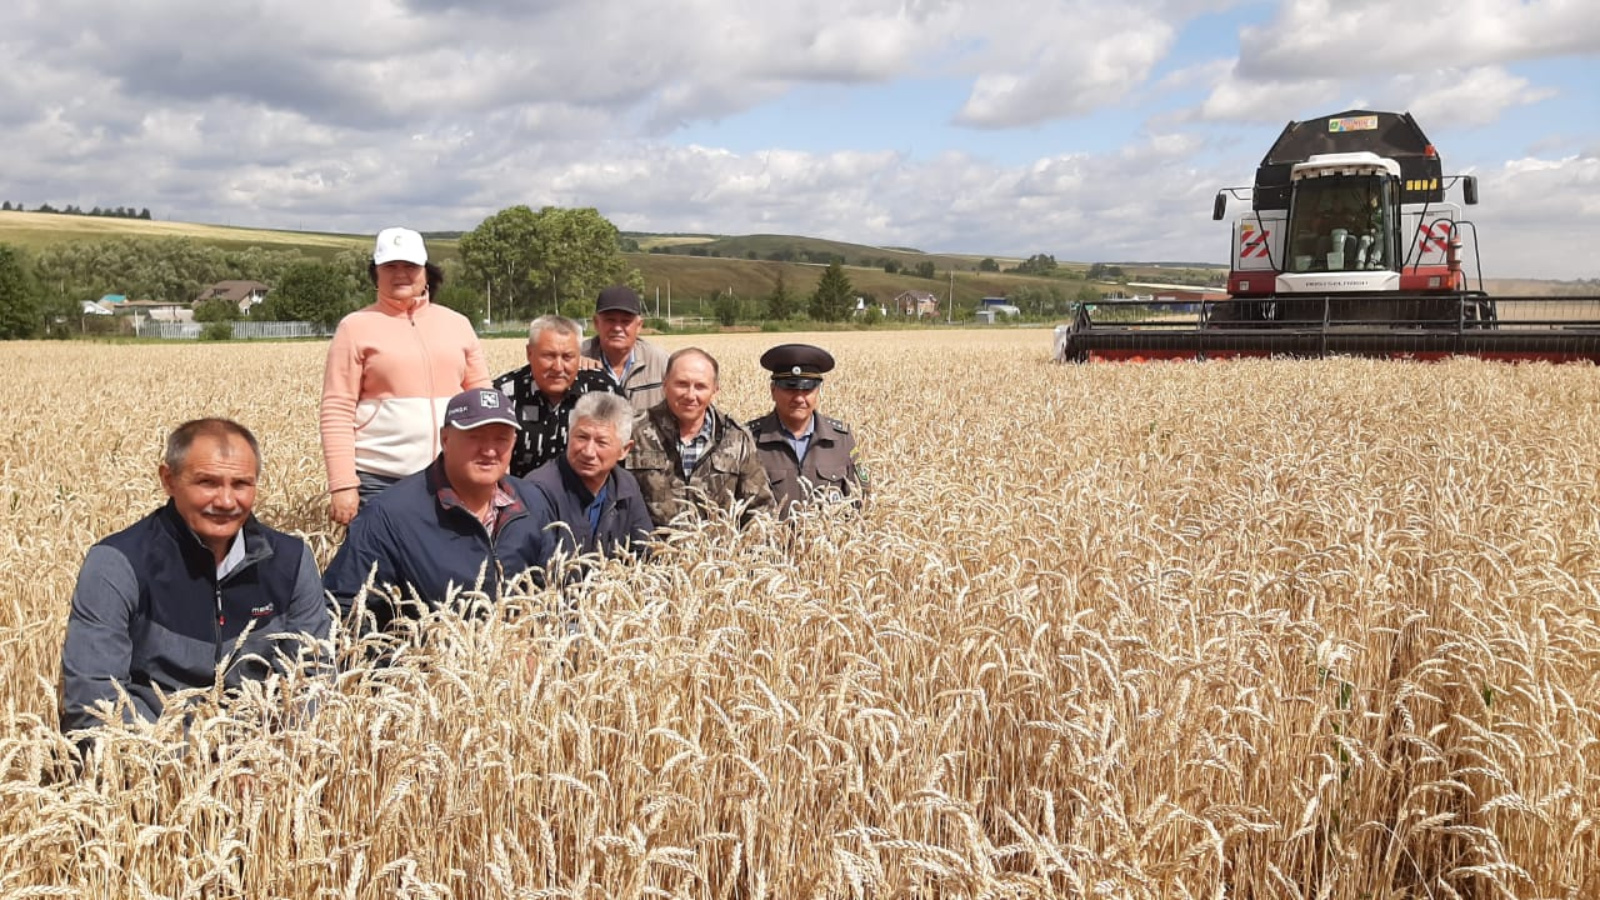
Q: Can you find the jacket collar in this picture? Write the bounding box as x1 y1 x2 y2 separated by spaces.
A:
374 292 431 317
156 499 270 573
555 454 620 506
425 456 527 519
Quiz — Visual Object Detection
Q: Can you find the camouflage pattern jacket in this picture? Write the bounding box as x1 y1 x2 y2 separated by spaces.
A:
626 403 774 527
746 411 865 516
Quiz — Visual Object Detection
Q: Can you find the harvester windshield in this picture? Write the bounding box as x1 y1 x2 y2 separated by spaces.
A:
1285 173 1393 274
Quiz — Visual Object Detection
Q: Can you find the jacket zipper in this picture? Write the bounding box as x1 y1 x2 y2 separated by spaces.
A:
407 303 443 461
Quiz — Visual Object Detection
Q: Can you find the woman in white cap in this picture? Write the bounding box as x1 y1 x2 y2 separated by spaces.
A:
319 227 491 525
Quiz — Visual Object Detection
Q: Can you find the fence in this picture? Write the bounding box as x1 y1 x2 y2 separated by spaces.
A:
145 321 331 341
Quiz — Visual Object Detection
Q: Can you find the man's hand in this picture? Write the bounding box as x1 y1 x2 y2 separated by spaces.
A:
577 357 603 372
328 488 359 525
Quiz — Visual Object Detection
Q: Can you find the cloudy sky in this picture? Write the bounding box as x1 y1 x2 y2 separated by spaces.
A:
3 0 1597 278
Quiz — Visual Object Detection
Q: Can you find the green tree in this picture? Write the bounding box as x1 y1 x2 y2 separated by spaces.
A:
807 261 853 323
459 205 542 323
883 259 902 274
1014 253 1057 276
0 244 41 339
461 206 641 322
979 257 1000 272
713 290 741 327
193 297 241 323
527 206 641 314
200 321 234 341
435 282 486 326
259 261 356 328
765 270 796 320
914 261 936 279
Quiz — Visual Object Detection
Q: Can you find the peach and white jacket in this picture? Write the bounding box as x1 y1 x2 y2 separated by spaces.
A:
319 295 490 493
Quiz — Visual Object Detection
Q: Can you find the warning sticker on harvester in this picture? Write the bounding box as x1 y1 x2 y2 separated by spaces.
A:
1328 115 1379 133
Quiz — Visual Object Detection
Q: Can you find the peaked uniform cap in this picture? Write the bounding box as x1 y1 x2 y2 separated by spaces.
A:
761 344 835 389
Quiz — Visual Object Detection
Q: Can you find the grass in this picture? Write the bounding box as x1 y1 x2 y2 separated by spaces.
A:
0 333 1596 897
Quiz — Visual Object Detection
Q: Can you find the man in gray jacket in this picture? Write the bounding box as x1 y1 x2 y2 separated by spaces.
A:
580 285 668 412
59 419 330 736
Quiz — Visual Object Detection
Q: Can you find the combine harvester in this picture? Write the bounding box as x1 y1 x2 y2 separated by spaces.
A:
1053 110 1600 363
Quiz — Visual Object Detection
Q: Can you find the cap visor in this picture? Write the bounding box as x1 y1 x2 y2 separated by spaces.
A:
448 418 521 432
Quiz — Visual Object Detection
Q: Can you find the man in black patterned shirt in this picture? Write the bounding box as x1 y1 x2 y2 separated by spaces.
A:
494 315 623 477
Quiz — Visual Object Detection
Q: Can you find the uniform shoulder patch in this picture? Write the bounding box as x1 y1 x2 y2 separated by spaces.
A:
827 417 851 434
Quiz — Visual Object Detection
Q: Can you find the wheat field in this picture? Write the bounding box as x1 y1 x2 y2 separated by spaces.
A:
0 331 1596 899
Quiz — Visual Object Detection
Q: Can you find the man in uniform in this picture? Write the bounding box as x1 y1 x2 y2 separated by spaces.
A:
747 343 865 516
626 347 773 527
580 285 668 412
494 315 622 477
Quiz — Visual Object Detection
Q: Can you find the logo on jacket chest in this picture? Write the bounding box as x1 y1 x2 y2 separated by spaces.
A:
250 603 276 618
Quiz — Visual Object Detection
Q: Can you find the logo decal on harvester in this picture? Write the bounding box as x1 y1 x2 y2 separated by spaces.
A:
1329 115 1378 133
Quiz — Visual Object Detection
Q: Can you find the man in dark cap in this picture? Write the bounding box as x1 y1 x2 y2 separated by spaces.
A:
580 284 668 413
324 388 556 637
747 343 866 516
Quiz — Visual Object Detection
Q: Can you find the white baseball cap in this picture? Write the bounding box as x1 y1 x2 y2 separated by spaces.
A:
373 227 428 266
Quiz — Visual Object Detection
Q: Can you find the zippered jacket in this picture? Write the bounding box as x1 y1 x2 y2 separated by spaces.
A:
59 502 330 733
320 295 490 492
323 457 556 635
523 455 654 563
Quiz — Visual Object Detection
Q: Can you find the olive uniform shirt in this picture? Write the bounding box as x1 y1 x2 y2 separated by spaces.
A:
747 411 865 516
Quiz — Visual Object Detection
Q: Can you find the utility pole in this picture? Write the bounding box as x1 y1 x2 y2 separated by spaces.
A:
947 268 954 323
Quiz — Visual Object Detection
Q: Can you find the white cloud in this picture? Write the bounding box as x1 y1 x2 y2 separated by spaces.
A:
1469 153 1600 279
953 4 1176 127
0 0 1594 280
1236 0 1600 79
1400 67 1557 127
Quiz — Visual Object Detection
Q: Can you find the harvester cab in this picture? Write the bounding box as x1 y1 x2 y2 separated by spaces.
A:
1053 109 1600 364
1216 112 1479 304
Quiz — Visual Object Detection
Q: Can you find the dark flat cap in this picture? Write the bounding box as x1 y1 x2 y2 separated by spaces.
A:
761 343 835 389
595 285 643 316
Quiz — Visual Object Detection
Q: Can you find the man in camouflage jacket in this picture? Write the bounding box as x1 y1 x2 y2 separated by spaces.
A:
625 348 773 527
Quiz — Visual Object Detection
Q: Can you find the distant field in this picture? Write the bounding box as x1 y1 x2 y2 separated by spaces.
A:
0 210 369 253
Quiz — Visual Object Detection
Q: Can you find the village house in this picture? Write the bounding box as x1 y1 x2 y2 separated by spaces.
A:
194 280 270 315
894 290 939 318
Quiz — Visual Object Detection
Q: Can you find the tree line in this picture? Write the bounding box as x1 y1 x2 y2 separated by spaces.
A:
3 202 153 220
0 202 1099 340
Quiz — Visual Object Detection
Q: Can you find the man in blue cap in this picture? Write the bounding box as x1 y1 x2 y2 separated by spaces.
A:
747 343 866 516
324 387 556 637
